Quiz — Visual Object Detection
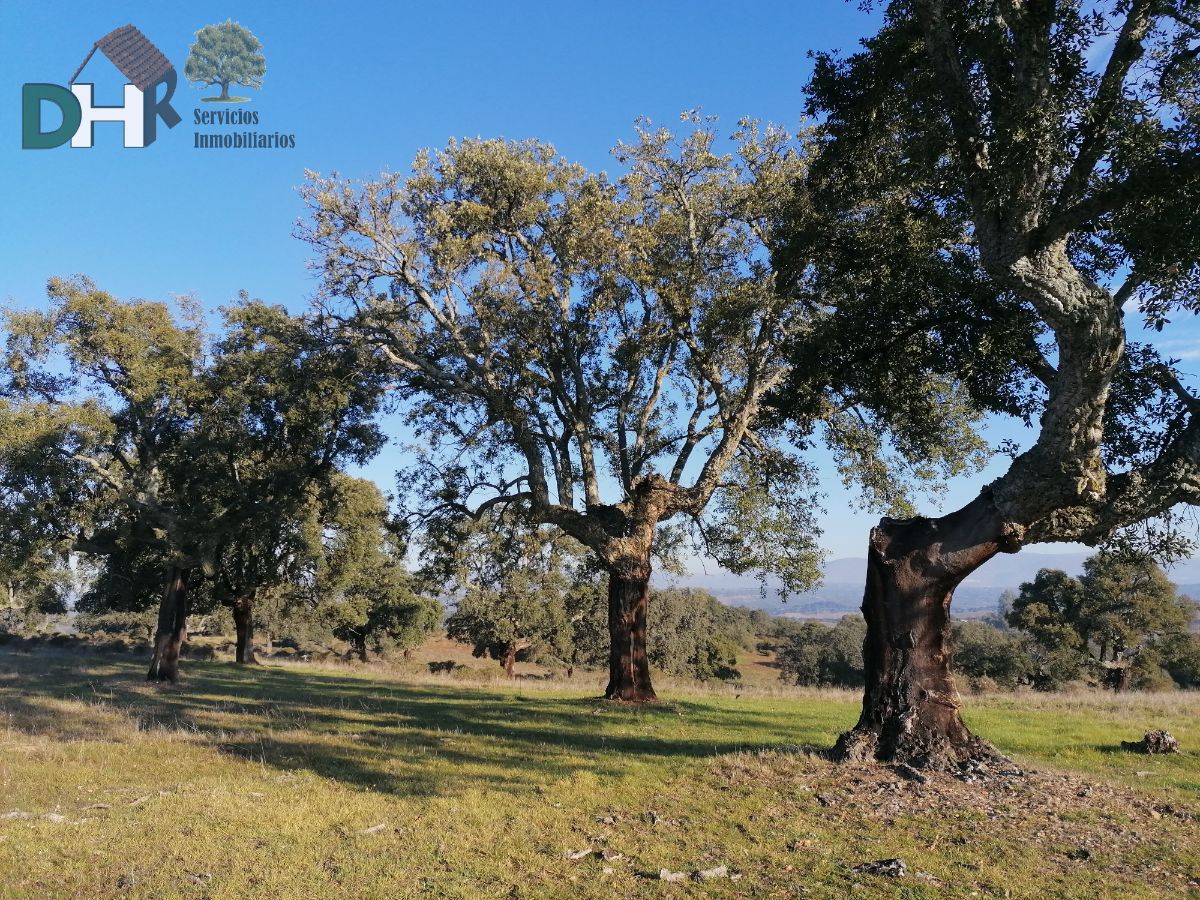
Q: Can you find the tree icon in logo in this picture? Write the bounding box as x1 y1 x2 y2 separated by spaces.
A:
184 20 265 103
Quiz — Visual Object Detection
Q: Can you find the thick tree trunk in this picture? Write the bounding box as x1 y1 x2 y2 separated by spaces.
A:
834 492 1022 769
604 557 656 702
502 643 517 678
219 81 230 100
232 597 257 665
147 566 190 683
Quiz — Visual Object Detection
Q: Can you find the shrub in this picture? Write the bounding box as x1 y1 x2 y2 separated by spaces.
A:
776 616 866 688
74 611 155 644
952 619 1034 688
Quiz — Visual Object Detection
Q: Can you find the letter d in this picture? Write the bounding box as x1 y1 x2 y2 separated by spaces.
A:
22 84 81 149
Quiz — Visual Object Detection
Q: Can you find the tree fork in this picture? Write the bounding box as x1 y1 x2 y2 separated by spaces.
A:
147 566 190 683
833 491 1021 769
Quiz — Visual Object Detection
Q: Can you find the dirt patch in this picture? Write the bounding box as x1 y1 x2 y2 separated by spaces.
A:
713 750 1200 893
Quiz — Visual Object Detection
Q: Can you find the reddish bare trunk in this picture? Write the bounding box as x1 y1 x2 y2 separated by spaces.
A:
502 643 517 678
834 492 1020 769
147 566 190 683
233 597 257 665
604 561 656 702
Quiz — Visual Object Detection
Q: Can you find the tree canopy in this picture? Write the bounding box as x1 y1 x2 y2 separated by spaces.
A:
0 278 387 678
299 115 988 700
782 0 1200 767
1009 551 1196 688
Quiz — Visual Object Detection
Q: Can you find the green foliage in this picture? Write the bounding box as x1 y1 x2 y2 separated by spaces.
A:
1008 552 1196 689
562 569 609 670
776 615 867 688
646 588 744 682
184 20 265 99
314 477 440 661
1161 632 1200 689
73 609 155 644
1 280 388 652
786 0 1200 567
0 547 69 634
300 117 827 595
1 277 208 612
951 619 1033 689
437 514 583 671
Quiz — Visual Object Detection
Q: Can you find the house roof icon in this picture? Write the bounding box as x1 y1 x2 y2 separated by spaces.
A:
69 25 174 92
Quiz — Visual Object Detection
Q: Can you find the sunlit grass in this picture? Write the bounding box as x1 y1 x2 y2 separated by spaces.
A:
0 649 1196 898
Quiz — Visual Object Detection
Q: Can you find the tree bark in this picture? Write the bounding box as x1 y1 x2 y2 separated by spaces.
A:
232 597 257 665
147 566 190 683
502 643 517 678
834 492 1021 769
219 81 230 101
604 557 656 702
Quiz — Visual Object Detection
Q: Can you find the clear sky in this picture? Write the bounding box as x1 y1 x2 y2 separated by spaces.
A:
2 2 1196 561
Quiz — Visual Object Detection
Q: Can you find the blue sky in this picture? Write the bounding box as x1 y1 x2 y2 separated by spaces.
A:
2 2 1196 561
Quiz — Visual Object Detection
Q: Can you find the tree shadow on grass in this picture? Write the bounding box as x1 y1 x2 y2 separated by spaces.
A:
0 648 842 800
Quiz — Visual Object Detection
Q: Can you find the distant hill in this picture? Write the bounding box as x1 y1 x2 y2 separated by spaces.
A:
660 552 1200 620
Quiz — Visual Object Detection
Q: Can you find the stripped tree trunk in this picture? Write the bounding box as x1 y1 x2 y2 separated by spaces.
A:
834 492 1021 768
502 643 518 678
604 555 656 702
147 566 190 683
232 597 257 664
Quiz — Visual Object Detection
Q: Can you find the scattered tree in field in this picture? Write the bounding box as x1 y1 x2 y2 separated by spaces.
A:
197 302 387 665
0 552 68 634
184 20 265 102
784 1 1200 766
646 588 744 682
778 615 1036 691
0 411 75 633
1 279 208 679
300 117 983 701
1009 553 1196 689
1162 630 1200 689
437 514 580 676
0 279 384 680
318 477 441 662
300 121 828 700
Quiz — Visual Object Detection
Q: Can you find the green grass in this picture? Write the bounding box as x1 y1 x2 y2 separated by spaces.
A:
199 97 251 103
0 649 1197 898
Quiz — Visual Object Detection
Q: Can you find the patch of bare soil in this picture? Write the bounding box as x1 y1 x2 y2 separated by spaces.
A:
713 750 1200 893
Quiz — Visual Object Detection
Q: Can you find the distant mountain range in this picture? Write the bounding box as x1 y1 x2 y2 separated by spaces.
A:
661 552 1200 620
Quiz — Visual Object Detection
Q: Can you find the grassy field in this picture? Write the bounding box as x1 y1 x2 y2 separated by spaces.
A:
0 648 1197 898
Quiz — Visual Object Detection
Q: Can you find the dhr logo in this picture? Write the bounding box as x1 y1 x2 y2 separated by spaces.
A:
22 25 181 149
